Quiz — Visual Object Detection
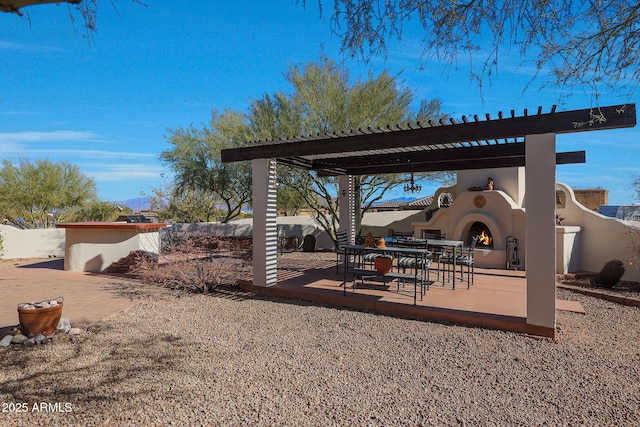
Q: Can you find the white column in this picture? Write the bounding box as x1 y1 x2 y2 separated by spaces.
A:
252 158 278 287
338 175 356 243
525 134 556 329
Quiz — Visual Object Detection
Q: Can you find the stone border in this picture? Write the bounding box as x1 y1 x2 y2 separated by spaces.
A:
558 283 640 308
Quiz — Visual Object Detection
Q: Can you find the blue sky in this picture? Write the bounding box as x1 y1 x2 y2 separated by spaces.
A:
1 0 638 206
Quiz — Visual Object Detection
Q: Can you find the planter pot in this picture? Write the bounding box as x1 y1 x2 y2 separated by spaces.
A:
364 232 375 248
18 300 63 336
374 256 393 274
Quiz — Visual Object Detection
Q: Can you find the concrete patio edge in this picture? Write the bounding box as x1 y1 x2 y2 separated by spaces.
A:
240 281 557 339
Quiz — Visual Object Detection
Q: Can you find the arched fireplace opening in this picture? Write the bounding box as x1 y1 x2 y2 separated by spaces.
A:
467 221 494 248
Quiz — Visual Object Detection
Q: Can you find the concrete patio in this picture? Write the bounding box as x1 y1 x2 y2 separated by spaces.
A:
0 259 167 330
242 254 584 337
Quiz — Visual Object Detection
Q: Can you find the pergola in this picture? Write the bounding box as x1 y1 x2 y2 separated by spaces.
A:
222 103 636 337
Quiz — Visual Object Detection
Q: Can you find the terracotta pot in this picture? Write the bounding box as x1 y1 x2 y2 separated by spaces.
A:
18 303 63 336
376 237 386 248
364 232 375 248
374 256 393 274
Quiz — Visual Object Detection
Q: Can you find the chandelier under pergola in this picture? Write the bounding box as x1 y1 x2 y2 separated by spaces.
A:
404 165 422 193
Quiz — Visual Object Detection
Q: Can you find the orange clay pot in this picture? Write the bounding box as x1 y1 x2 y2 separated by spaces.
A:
374 256 393 274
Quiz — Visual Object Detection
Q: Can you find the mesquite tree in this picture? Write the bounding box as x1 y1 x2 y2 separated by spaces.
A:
299 0 640 99
248 57 452 240
0 159 98 228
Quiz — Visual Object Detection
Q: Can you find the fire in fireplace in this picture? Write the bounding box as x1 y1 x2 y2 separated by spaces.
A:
467 221 494 248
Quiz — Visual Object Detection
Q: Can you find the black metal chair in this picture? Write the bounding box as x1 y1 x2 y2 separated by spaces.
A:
334 230 349 274
277 226 285 255
395 240 433 291
424 232 445 282
440 236 477 287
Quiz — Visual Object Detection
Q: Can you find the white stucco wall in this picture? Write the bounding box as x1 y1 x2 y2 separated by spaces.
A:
0 225 65 259
360 210 424 237
556 183 640 282
168 216 336 251
63 227 161 272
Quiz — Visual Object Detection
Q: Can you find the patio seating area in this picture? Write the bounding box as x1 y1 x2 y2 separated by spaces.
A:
241 254 584 337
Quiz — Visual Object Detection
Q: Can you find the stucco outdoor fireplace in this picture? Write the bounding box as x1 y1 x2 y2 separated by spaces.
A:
413 167 527 270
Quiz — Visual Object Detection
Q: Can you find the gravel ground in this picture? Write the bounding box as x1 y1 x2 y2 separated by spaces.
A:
1 285 639 426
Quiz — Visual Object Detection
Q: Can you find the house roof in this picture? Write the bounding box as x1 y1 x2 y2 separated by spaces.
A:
372 194 454 211
221 104 636 175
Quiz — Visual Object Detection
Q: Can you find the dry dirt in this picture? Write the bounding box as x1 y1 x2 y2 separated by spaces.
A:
0 258 54 268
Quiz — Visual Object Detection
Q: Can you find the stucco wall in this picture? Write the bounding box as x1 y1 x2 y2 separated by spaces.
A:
360 210 423 238
63 227 161 272
556 183 640 282
167 216 335 250
0 225 65 259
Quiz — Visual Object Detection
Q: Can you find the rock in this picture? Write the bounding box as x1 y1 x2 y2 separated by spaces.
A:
0 335 12 347
12 334 28 344
34 334 47 344
23 337 36 346
55 334 71 343
57 317 71 333
68 328 83 336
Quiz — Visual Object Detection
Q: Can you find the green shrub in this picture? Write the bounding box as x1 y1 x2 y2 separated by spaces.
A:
592 259 625 289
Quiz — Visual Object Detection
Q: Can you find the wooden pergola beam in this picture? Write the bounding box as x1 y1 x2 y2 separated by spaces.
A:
312 142 526 170
317 151 585 176
221 104 635 164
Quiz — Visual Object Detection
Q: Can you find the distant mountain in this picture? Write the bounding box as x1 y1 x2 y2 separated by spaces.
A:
119 197 151 212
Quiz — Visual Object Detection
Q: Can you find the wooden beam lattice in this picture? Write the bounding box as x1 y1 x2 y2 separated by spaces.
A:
220 104 634 176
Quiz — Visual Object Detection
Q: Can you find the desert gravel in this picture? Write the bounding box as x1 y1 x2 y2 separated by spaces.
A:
1 287 639 426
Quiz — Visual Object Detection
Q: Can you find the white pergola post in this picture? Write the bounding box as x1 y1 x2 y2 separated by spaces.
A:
525 133 557 330
338 175 356 243
252 158 278 287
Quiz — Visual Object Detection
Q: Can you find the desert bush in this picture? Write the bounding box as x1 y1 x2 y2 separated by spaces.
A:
592 259 625 289
138 256 245 293
137 230 250 292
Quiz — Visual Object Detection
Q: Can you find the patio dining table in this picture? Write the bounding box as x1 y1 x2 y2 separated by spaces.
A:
341 244 432 305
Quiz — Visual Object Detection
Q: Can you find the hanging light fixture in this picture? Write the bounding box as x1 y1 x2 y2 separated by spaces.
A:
404 163 422 193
